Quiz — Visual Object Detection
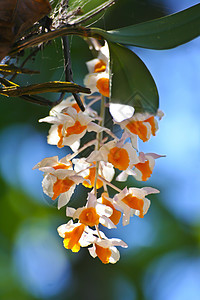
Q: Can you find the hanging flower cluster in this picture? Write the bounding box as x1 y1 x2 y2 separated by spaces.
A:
34 42 164 264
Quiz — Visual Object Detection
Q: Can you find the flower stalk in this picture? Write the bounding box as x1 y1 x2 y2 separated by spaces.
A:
93 95 106 195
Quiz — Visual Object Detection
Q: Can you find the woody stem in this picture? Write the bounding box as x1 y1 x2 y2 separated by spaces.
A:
62 35 85 111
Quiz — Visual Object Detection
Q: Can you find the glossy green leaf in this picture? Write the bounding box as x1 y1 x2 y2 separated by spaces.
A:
108 42 159 114
92 4 200 49
67 0 115 25
0 81 90 97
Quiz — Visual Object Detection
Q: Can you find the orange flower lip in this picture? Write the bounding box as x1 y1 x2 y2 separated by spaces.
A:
52 177 74 200
95 244 112 264
79 207 100 227
64 224 85 252
57 124 64 148
53 163 71 170
94 60 107 73
145 116 157 136
96 78 109 97
122 194 144 218
83 166 103 189
126 120 148 142
134 160 152 181
65 120 87 137
108 147 130 171
71 103 81 112
102 193 121 225
57 121 87 148
126 116 157 142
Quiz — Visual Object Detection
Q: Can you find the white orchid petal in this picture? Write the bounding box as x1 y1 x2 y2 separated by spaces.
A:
109 103 134 122
79 236 92 247
110 238 128 248
145 153 166 159
143 198 151 215
109 247 120 264
86 58 100 73
99 216 116 229
84 74 99 93
101 162 115 182
87 192 97 208
87 122 104 133
116 171 128 182
33 156 59 170
57 185 75 209
73 207 84 220
70 140 80 152
98 42 109 63
138 152 146 163
86 150 105 163
141 187 160 195
88 245 97 258
57 220 74 237
42 174 56 198
132 168 143 181
95 203 113 217
122 214 130 226
39 116 60 124
66 207 76 218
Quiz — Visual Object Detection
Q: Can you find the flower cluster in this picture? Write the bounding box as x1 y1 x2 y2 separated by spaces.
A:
34 41 164 264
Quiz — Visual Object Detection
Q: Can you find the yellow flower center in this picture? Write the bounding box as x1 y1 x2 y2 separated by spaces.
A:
102 193 121 225
95 244 112 264
134 160 152 181
94 60 107 73
96 78 109 97
63 224 85 252
79 207 100 227
108 147 130 170
52 177 74 200
122 194 144 218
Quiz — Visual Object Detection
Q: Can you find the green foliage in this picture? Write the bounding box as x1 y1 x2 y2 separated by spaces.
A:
108 42 159 114
91 4 200 49
67 0 115 25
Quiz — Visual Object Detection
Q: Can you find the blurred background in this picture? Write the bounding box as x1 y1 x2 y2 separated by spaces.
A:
0 0 200 299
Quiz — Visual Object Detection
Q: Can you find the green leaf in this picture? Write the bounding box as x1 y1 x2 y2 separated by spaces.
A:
0 81 90 97
91 4 200 49
108 42 159 114
67 0 115 25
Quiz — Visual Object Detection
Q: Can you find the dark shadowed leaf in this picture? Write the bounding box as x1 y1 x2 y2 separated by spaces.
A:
0 64 39 75
0 81 90 97
91 4 200 49
108 42 159 114
0 0 51 61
